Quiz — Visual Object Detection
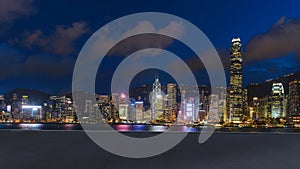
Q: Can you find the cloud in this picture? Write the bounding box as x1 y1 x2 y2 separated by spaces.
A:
165 48 230 74
245 16 300 62
0 43 26 79
22 54 75 77
243 54 300 85
11 21 90 56
0 0 34 22
0 43 74 80
89 20 185 59
191 48 230 71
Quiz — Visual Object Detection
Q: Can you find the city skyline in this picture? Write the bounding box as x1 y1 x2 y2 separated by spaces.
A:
2 66 300 127
1 0 300 94
1 1 300 167
1 0 300 126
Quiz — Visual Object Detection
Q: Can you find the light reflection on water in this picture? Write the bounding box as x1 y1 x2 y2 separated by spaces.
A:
0 123 202 132
150 126 168 132
1 123 300 133
19 124 43 130
114 124 131 132
131 125 147 132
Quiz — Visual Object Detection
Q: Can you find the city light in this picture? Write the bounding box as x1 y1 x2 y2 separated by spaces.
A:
22 105 41 109
0 38 299 129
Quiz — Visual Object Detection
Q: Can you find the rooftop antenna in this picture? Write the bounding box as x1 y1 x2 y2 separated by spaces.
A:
155 73 159 80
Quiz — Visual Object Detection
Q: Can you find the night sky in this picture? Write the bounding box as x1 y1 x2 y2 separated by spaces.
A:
0 0 300 94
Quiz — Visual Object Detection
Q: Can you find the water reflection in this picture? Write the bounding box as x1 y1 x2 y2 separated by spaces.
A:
1 123 300 134
150 126 168 132
19 124 43 130
114 124 131 132
132 125 147 132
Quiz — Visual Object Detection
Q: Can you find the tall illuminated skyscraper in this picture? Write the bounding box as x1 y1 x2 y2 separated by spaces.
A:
151 77 164 121
271 83 285 118
229 37 243 122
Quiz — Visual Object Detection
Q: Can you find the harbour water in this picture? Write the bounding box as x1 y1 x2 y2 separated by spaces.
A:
0 124 300 169
1 123 300 134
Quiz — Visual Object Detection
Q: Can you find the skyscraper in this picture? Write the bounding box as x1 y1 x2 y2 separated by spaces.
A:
208 94 219 123
151 77 164 121
251 97 259 120
229 37 243 122
118 93 128 121
288 80 300 117
242 88 249 118
167 83 177 110
271 83 285 118
0 95 6 112
135 101 144 123
166 83 177 121
21 95 29 105
184 97 195 123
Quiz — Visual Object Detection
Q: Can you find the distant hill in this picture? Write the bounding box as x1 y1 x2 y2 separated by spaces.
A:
4 70 299 107
4 88 52 105
246 70 300 105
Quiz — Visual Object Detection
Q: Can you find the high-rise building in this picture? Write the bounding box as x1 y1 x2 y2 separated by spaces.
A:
111 93 119 109
0 95 6 120
167 83 177 109
85 100 92 114
151 77 164 121
128 98 136 121
229 37 243 122
288 80 300 117
135 101 144 123
184 97 196 123
0 95 6 112
118 93 128 121
21 95 28 105
271 83 285 118
199 85 209 112
11 93 21 120
242 88 248 118
97 95 110 104
208 94 220 123
251 97 259 120
12 93 18 101
21 105 42 121
110 93 120 121
217 87 227 122
166 83 177 122
48 96 73 121
258 95 271 119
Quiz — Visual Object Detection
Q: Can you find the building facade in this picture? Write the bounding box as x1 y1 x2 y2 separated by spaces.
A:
151 77 164 121
135 101 144 123
271 83 285 118
288 80 300 117
118 93 129 121
229 37 243 122
167 83 177 111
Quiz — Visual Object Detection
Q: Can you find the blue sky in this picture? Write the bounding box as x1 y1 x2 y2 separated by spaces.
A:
0 0 300 94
